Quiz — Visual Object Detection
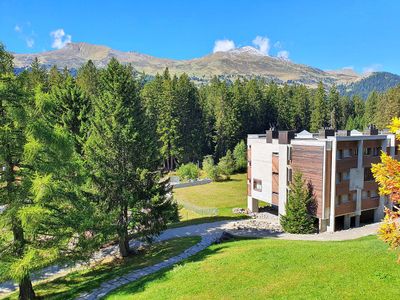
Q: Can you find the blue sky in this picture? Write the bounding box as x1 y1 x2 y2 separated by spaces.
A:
1 0 400 74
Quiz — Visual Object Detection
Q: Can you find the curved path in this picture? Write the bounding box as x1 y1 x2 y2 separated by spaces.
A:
0 219 380 298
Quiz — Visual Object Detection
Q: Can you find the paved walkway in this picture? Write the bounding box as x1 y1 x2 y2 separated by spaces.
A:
0 219 380 298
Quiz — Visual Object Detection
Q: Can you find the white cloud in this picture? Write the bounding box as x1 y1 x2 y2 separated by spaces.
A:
362 63 382 74
252 36 270 55
213 39 235 53
14 25 22 32
50 29 72 49
277 50 290 60
26 37 34 48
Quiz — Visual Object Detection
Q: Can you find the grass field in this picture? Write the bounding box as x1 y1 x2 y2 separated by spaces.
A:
105 236 400 300
1 237 200 300
174 173 248 219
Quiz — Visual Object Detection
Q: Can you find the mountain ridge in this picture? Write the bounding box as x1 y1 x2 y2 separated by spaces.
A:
13 42 361 86
12 42 400 95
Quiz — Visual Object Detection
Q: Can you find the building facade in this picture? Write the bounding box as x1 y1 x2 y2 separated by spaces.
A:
247 128 398 232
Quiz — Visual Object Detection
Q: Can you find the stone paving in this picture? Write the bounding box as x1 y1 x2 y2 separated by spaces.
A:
76 234 221 300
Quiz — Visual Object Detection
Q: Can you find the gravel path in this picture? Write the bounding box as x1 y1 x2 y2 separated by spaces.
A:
0 218 380 298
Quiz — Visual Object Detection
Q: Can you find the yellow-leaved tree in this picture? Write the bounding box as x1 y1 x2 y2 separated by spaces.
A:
372 117 400 262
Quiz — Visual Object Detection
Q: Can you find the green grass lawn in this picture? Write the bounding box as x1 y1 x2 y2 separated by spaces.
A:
105 236 400 300
173 173 248 220
1 237 200 300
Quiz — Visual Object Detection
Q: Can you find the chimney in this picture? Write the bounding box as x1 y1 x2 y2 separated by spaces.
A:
319 128 335 138
364 124 378 135
336 130 350 136
266 129 279 143
278 130 295 144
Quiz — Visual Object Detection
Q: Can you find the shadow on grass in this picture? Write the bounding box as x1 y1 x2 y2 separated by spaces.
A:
168 215 249 229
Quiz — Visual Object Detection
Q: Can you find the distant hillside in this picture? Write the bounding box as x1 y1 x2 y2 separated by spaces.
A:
338 72 400 99
13 42 361 88
12 42 400 96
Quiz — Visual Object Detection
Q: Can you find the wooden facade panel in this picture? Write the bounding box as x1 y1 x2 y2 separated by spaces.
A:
272 155 279 173
291 145 324 218
336 158 357 171
247 166 251 179
337 141 358 150
335 201 356 216
362 198 379 210
364 140 382 148
324 150 332 210
272 174 279 194
336 181 350 195
247 182 251 196
272 193 279 205
363 156 381 166
364 181 378 191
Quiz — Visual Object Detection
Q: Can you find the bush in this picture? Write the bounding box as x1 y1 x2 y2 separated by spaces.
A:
280 171 316 234
218 150 235 180
202 155 220 181
176 163 200 181
233 140 247 172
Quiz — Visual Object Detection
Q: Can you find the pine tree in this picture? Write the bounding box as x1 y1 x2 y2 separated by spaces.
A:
218 150 235 180
327 85 341 129
50 74 90 154
233 140 247 172
364 91 378 126
310 82 327 132
85 59 176 257
76 60 100 100
293 85 310 131
48 65 63 88
280 172 316 234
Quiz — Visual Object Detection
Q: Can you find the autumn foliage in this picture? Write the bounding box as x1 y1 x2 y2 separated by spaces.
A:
371 117 400 262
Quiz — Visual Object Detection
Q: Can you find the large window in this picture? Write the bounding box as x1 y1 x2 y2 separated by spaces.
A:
253 179 262 192
364 167 374 181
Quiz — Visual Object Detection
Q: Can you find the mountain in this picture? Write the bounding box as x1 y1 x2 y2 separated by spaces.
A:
12 42 400 95
337 72 400 99
13 42 362 86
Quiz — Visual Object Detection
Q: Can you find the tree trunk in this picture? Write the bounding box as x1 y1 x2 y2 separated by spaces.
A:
117 207 130 257
18 275 35 300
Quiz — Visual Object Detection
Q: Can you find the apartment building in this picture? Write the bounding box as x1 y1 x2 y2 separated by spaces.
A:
247 128 398 232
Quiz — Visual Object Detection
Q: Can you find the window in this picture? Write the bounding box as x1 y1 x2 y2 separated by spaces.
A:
287 168 293 183
335 195 340 206
343 149 352 158
364 167 374 181
373 147 382 157
352 193 357 201
337 149 343 160
362 190 368 200
336 172 342 184
354 148 358 156
370 190 378 198
288 146 292 162
341 194 349 203
364 148 372 155
343 171 350 181
253 179 262 192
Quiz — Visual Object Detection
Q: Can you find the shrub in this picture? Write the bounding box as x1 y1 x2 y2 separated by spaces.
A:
280 171 316 234
218 150 235 180
202 155 220 181
176 163 200 181
233 140 247 172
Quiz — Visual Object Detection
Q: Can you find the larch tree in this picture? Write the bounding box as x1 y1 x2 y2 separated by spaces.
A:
371 117 400 262
0 45 103 300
